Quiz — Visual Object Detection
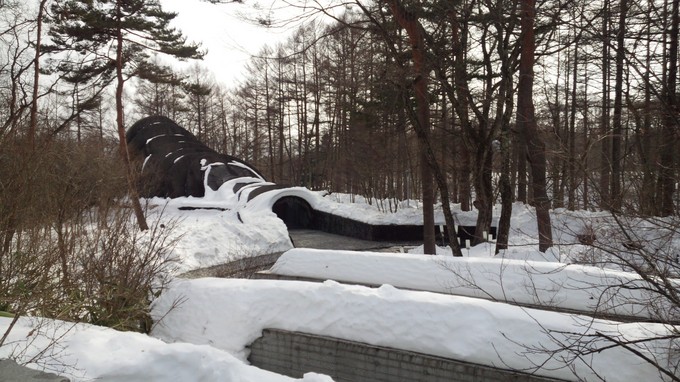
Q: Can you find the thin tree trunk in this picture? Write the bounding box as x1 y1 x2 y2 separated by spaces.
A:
568 36 579 210
582 82 590 210
516 135 527 203
451 10 472 212
611 0 627 211
29 0 48 151
640 15 654 215
473 146 493 245
494 10 517 254
264 60 274 180
659 0 679 216
551 43 564 209
600 1 611 209
497 127 512 253
115 1 148 231
278 65 286 183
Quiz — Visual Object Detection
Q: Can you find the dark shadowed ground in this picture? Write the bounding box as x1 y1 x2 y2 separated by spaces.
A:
289 229 419 252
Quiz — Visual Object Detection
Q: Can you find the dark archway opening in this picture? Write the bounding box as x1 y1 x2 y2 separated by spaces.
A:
272 196 314 229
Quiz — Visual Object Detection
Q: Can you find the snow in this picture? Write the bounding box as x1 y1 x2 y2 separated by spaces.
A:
150 278 669 382
141 180 321 275
1 192 677 381
270 248 667 319
0 317 330 382
314 193 484 226
143 201 292 275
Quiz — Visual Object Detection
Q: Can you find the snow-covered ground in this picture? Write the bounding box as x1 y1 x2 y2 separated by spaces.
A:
270 248 668 319
151 278 670 382
1 191 677 381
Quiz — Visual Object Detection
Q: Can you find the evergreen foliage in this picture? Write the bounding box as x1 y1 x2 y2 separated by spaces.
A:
45 0 204 231
45 0 204 86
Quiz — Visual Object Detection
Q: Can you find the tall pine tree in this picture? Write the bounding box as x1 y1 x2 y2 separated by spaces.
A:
46 0 204 230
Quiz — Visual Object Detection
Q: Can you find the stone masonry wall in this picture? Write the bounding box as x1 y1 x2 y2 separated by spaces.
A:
248 329 568 382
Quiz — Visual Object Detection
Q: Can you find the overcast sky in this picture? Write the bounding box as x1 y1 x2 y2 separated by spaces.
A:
159 0 318 87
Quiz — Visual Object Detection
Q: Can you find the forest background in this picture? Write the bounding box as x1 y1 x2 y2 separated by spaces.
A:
1 0 679 255
1 3 680 379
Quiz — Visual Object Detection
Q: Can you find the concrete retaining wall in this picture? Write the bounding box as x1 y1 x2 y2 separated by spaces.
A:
179 252 283 279
0 359 69 382
248 329 567 382
313 210 424 241
313 210 496 245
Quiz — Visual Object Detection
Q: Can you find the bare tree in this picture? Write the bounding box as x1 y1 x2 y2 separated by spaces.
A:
28 0 47 150
517 0 552 252
610 0 628 212
658 0 679 216
380 0 436 254
182 64 214 143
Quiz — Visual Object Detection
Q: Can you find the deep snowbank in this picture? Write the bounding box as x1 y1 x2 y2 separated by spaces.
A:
151 278 670 382
271 248 666 319
0 316 331 382
144 198 293 275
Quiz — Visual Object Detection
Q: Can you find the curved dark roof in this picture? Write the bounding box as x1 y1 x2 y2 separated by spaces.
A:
127 116 265 198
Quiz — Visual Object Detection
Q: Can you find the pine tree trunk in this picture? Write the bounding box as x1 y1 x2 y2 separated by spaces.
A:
383 0 434 253
517 0 552 252
115 1 148 231
385 0 465 256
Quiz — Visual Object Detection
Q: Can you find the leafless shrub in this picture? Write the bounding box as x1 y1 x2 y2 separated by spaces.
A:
69 207 180 332
576 224 596 246
520 212 680 380
1 135 181 372
1 318 81 378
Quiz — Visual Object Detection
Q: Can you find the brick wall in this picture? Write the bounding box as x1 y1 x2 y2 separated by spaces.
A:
248 329 568 382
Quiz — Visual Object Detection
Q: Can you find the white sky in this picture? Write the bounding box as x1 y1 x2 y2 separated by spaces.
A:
159 0 317 87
